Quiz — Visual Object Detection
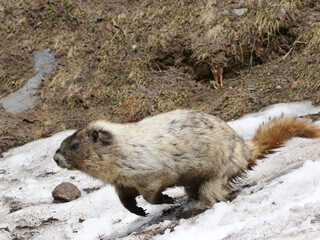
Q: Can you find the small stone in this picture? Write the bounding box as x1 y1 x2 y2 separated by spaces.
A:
132 44 137 52
52 182 81 202
233 8 248 16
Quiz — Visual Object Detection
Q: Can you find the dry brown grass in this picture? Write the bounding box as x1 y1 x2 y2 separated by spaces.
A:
193 0 301 68
0 0 319 153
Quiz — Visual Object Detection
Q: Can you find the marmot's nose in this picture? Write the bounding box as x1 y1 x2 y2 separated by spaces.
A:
53 149 62 163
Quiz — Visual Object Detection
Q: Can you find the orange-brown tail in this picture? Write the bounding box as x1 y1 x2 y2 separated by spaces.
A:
245 115 320 165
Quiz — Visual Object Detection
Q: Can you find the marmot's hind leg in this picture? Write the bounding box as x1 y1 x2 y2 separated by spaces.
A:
185 185 199 200
182 178 230 218
199 178 230 204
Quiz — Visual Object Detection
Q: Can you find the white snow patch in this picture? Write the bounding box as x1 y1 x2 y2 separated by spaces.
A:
1 101 320 240
228 101 320 140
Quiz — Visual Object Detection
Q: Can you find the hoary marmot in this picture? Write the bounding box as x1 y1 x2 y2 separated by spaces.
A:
53 110 320 216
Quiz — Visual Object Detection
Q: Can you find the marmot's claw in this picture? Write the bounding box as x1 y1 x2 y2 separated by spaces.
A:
160 194 174 204
134 207 147 217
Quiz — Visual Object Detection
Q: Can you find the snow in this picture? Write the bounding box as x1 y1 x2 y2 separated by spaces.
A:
228 101 320 140
1 101 320 240
159 160 320 240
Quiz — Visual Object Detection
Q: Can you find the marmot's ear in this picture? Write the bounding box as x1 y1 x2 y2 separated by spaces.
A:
87 129 113 145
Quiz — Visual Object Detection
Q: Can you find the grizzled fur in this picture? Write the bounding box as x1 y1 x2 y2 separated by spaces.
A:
54 110 320 216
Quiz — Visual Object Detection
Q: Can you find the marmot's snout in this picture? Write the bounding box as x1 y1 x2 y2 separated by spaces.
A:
54 149 62 158
53 149 63 166
53 148 73 169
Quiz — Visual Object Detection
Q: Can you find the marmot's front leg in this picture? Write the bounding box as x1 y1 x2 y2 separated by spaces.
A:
116 186 147 216
140 188 174 205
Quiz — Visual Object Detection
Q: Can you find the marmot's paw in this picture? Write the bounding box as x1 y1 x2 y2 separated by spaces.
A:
159 194 174 204
132 206 148 217
179 207 205 219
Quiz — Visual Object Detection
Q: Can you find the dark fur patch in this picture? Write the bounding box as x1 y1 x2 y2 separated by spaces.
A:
123 163 135 170
92 130 99 143
98 130 113 145
173 153 183 157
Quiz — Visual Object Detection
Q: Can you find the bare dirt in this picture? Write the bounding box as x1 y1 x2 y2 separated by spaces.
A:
0 0 319 154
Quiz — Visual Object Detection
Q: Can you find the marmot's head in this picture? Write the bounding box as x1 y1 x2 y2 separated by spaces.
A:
53 124 113 173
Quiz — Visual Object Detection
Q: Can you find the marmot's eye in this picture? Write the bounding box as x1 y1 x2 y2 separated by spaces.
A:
71 143 79 150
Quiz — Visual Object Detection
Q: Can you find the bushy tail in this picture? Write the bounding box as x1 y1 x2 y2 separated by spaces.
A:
245 115 320 165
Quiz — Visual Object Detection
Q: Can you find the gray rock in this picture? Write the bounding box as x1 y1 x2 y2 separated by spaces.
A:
233 8 248 16
34 49 57 75
52 182 81 202
0 48 58 114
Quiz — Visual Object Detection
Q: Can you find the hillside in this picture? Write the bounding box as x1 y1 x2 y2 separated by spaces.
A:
0 0 319 151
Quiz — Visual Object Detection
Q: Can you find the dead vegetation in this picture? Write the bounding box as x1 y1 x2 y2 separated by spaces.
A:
0 0 319 153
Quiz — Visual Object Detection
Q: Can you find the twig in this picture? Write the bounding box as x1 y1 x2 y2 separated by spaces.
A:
112 19 126 36
281 40 306 61
282 42 296 60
